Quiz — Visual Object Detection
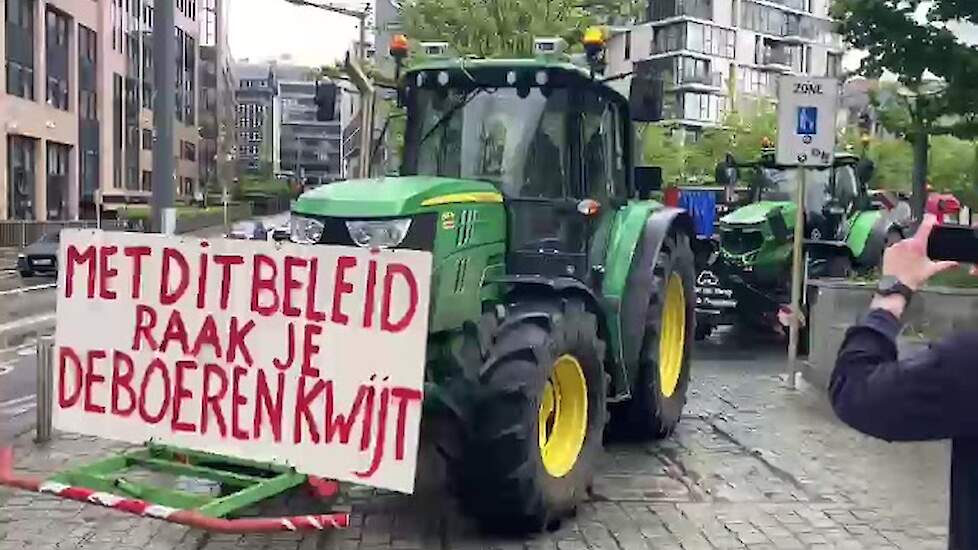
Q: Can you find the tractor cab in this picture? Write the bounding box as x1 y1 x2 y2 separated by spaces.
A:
399 59 635 284
748 153 869 243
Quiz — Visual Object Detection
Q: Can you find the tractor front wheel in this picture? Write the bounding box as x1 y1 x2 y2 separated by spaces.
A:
617 229 696 439
454 298 607 533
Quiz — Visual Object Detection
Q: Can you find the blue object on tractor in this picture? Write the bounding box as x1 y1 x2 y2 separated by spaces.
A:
679 190 717 239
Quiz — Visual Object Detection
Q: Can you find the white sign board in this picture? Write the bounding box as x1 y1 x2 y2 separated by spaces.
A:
54 230 432 493
776 76 840 167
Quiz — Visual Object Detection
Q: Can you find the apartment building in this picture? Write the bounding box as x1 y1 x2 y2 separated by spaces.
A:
199 0 235 197
1 0 219 221
607 0 844 137
277 80 342 185
234 63 279 175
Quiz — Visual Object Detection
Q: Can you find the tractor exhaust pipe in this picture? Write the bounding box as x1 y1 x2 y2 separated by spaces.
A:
345 54 376 179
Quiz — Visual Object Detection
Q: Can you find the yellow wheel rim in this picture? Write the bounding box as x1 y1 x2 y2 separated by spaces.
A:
658 274 686 398
538 354 588 478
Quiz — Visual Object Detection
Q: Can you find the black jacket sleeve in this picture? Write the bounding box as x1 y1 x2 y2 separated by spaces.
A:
829 308 978 442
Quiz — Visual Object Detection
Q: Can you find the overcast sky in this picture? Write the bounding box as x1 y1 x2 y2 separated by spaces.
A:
228 0 363 66
227 0 978 71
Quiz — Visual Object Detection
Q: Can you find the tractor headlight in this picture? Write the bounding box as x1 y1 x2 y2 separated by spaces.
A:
345 219 412 249
290 216 325 244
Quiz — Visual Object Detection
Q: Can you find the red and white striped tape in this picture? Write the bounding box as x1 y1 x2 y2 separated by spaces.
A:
1 448 350 533
38 481 179 519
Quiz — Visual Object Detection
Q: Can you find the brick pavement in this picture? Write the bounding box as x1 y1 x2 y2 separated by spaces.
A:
0 338 951 549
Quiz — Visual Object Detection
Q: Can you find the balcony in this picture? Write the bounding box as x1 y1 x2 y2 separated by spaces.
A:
668 72 724 92
768 32 806 46
757 50 792 73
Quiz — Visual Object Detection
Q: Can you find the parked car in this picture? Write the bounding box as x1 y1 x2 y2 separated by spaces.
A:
271 221 291 242
225 220 268 240
17 231 60 277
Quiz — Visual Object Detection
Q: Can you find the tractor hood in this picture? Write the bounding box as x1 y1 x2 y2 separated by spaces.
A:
292 176 502 218
720 201 795 226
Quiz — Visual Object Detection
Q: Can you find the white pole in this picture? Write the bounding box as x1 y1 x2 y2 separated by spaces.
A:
786 167 807 390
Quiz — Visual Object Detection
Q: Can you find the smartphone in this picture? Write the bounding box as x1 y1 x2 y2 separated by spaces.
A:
928 224 978 263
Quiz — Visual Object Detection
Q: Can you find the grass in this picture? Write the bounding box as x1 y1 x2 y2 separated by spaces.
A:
928 266 978 289
851 265 978 289
120 204 227 220
236 176 292 200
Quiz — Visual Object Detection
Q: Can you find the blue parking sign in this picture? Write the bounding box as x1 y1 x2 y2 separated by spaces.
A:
797 106 818 135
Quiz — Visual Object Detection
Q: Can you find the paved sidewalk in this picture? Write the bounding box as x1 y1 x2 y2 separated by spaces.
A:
0 339 950 549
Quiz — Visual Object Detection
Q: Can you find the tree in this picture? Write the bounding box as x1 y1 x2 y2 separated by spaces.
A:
401 0 599 58
865 138 913 192
641 125 686 185
832 0 978 219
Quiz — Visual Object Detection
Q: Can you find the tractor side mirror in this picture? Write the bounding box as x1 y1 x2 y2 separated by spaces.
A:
767 208 790 244
634 166 662 200
856 158 875 186
629 77 664 122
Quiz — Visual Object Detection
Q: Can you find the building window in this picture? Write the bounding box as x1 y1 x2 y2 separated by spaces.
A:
142 129 153 149
79 90 97 119
141 170 152 192
7 135 37 220
653 22 734 58
78 26 98 119
624 31 631 61
827 52 842 78
46 142 70 220
6 0 36 100
648 0 712 22
175 29 196 124
45 7 71 111
113 74 123 189
182 141 197 161
681 92 725 122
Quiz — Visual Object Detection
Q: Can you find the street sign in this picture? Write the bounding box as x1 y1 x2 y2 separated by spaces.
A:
54 230 433 494
776 76 839 167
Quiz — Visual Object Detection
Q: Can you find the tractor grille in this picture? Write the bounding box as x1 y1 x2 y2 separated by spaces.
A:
317 213 437 252
720 228 764 256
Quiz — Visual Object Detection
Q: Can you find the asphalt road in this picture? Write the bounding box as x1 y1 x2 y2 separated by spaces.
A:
0 340 39 441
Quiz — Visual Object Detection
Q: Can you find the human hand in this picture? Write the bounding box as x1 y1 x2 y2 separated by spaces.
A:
882 214 958 290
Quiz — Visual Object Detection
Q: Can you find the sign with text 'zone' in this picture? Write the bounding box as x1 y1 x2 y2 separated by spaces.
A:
54 230 432 493
777 76 839 167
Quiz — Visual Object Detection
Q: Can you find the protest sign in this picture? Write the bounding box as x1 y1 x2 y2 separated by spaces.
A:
54 230 432 493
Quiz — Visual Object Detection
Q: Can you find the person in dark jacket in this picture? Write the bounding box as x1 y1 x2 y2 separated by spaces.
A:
830 214 978 550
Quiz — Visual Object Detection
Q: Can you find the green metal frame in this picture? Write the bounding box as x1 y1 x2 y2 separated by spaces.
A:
48 444 307 518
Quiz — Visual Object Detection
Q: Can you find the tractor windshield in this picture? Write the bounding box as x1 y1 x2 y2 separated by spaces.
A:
758 167 832 213
403 86 570 199
758 164 860 214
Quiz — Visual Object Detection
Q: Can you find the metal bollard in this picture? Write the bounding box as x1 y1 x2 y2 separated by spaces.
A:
35 335 55 444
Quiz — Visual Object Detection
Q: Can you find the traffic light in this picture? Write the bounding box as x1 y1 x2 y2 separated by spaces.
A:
314 80 337 122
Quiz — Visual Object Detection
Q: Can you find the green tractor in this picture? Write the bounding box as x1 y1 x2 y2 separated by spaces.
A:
695 151 907 340
289 48 697 531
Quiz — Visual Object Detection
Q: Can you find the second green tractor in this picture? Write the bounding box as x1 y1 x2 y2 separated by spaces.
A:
695 151 908 340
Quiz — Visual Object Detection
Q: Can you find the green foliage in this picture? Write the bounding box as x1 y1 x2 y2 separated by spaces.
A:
641 125 685 185
929 135 976 192
401 0 600 58
864 138 913 192
639 106 778 185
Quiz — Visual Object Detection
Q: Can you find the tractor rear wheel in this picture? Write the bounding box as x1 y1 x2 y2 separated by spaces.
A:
453 298 607 533
617 229 696 439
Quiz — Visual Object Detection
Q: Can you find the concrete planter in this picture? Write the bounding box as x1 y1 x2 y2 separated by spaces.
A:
806 279 978 389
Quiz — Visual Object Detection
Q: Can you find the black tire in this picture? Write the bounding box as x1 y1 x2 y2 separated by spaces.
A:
451 297 607 533
18 269 33 278
616 229 696 439
826 255 852 279
694 321 715 341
